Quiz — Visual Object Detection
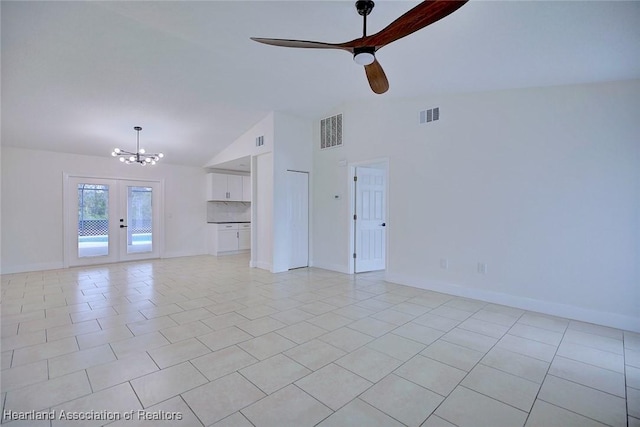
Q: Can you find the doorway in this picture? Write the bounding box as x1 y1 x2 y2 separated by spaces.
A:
287 170 309 269
351 161 388 273
65 176 162 267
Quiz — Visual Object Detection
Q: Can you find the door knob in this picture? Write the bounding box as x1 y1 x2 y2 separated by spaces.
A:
380 223 386 227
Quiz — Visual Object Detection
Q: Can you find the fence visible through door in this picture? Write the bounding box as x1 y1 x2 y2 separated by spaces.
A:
66 176 161 267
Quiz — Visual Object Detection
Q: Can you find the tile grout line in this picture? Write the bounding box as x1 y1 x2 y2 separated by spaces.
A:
404 309 529 426
519 315 567 427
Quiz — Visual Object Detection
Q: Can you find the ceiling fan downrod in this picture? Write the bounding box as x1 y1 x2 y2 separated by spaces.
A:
356 0 375 37
353 1 376 66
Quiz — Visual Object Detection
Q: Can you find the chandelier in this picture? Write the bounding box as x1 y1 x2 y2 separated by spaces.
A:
111 126 164 165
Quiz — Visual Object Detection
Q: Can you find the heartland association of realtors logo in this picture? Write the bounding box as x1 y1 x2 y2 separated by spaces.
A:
3 410 183 422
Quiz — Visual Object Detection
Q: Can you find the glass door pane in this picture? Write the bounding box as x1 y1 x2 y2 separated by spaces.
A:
126 186 153 254
77 183 110 258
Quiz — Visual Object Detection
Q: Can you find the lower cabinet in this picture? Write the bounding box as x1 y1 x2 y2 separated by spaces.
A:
209 223 251 255
238 224 251 250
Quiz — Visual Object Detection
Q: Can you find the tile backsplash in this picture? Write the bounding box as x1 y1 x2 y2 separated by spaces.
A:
207 201 251 222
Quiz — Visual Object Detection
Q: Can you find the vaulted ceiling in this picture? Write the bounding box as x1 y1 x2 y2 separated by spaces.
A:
2 1 639 166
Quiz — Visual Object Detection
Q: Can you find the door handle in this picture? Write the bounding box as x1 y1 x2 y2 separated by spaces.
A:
380 223 386 227
120 225 128 228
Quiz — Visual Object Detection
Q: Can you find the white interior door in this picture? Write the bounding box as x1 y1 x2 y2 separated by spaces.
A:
66 176 161 267
354 166 386 273
288 171 309 269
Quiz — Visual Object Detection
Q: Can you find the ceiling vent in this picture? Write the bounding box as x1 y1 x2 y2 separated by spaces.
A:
320 113 343 149
419 107 440 124
255 135 264 147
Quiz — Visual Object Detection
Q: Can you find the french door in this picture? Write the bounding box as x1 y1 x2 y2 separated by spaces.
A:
65 176 162 267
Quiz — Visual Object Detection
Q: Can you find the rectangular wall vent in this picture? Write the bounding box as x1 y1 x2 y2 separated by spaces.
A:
320 113 343 149
419 107 440 124
255 135 264 147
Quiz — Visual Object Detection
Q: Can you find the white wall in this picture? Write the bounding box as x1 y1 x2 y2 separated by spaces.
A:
255 152 274 271
272 112 313 272
205 112 274 269
206 111 313 273
312 80 640 331
1 147 207 273
205 112 274 167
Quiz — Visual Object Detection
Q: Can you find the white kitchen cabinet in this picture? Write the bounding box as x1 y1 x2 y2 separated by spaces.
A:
218 229 239 252
242 175 251 202
208 223 251 255
207 173 245 201
238 223 251 250
227 175 243 201
207 173 228 201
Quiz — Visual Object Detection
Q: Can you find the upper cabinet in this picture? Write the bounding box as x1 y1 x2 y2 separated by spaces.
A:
207 173 248 202
242 176 251 202
207 173 227 201
226 175 243 201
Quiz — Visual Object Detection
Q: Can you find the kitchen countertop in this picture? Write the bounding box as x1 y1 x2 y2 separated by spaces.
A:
207 221 251 224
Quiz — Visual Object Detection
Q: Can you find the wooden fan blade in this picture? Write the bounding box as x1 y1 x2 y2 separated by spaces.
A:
366 0 468 48
364 59 389 94
250 37 352 51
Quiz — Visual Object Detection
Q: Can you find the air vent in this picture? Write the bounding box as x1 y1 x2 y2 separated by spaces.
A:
255 135 264 147
419 107 440 124
320 113 343 149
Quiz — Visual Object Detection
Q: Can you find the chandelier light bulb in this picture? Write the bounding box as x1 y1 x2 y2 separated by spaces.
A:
139 148 145 154
114 148 121 153
119 157 125 162
158 153 164 158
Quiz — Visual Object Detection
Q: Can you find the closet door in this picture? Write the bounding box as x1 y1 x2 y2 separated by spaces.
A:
288 171 309 269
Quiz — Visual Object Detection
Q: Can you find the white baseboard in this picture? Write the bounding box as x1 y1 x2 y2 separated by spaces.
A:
255 261 272 271
162 250 207 259
1 262 65 275
209 249 250 257
309 260 350 274
385 272 640 333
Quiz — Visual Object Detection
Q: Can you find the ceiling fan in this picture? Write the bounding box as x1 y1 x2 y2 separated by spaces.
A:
251 0 468 94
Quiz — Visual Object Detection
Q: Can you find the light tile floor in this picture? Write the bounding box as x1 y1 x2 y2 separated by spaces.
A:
1 254 638 426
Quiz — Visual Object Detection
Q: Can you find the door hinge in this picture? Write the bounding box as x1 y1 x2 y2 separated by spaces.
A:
353 253 357 259
353 214 357 220
353 176 357 182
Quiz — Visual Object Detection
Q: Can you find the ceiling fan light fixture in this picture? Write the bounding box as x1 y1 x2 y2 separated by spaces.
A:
353 47 375 66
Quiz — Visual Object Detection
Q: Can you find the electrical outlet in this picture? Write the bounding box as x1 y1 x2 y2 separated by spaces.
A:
477 262 487 274
440 259 448 269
